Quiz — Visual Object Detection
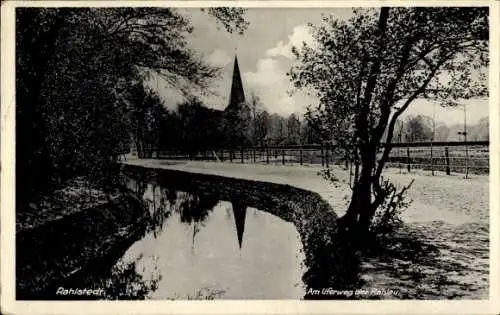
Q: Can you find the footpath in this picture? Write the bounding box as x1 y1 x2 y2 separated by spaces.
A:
123 157 489 225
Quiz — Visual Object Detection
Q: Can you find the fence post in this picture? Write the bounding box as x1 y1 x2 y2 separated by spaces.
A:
445 147 451 175
241 147 244 164
253 148 256 163
266 147 270 164
282 148 285 165
299 147 303 165
407 147 411 172
430 142 434 175
321 146 325 167
465 143 469 179
230 149 233 163
325 145 329 167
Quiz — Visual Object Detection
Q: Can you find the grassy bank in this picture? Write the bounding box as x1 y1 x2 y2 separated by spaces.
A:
16 178 150 300
121 164 363 299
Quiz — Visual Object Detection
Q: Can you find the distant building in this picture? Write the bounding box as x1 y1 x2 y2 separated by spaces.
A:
227 55 246 112
131 55 252 155
222 55 251 146
198 54 251 148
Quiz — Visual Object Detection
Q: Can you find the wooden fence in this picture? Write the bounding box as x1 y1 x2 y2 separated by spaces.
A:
147 141 489 176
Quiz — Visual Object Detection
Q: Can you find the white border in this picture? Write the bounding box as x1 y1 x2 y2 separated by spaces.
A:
1 1 499 314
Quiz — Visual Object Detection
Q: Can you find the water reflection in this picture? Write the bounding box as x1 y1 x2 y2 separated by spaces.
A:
110 176 306 299
231 199 247 249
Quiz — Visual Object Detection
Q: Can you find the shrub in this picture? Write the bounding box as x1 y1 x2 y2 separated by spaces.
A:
370 178 414 237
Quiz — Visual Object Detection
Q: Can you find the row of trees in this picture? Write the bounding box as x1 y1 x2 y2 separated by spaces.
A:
16 8 248 204
128 81 489 159
132 90 489 157
389 115 489 143
248 93 324 145
128 91 325 157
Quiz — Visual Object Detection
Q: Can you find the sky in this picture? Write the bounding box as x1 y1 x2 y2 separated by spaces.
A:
150 8 489 126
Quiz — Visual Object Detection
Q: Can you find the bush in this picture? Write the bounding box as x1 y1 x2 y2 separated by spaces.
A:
370 178 414 237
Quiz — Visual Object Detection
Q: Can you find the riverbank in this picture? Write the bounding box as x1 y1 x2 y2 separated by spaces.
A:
15 159 489 299
121 158 488 223
16 178 150 300
15 164 359 300
122 158 489 299
121 164 362 299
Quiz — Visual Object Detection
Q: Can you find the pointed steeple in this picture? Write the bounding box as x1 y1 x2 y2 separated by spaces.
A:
227 55 246 111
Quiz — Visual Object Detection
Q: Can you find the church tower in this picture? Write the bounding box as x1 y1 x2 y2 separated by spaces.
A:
226 55 246 112
224 55 251 146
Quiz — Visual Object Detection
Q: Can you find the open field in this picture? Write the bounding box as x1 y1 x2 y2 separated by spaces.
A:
385 145 489 175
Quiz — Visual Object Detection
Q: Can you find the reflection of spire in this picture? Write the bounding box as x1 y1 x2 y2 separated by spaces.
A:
231 200 247 249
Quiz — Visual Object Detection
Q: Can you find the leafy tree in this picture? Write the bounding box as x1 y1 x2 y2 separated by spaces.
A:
254 110 270 145
16 8 248 203
404 115 434 142
468 116 489 141
176 98 225 152
126 82 169 158
158 110 183 150
248 91 264 144
267 114 287 145
289 7 488 239
477 116 489 141
434 122 451 141
223 103 252 147
286 113 301 145
300 117 325 144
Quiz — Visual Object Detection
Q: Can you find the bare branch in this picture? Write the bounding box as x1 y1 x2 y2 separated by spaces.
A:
373 52 454 181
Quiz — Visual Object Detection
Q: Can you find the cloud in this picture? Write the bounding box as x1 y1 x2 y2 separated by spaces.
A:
265 24 317 59
205 49 232 67
239 24 320 117
244 57 317 116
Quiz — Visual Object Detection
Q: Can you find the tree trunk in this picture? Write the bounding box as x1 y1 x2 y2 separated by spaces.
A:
337 7 390 242
339 145 378 240
340 170 372 231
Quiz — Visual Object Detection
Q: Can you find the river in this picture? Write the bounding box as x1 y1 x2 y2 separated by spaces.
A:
91 176 307 299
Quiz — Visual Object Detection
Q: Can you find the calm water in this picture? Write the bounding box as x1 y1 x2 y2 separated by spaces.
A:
111 178 307 299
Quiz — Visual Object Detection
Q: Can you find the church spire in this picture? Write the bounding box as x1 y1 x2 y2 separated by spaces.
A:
227 55 246 111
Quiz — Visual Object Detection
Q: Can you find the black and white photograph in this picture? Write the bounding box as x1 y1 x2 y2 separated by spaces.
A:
1 0 499 313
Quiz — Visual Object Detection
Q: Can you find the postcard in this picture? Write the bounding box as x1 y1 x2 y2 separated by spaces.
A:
1 1 499 314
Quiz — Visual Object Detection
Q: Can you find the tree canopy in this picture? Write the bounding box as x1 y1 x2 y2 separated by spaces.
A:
16 7 248 202
288 7 489 236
